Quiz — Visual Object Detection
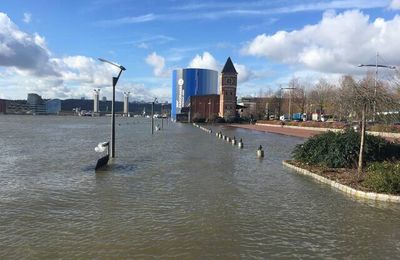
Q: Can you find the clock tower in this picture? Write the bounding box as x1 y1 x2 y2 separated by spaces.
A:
219 57 238 120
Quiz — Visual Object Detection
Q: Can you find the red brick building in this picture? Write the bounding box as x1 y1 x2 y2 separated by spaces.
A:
190 94 220 122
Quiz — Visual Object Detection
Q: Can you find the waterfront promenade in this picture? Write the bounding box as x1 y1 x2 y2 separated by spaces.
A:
230 123 324 138
231 123 400 142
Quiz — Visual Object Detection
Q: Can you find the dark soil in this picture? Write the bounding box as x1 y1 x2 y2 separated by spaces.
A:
288 160 374 192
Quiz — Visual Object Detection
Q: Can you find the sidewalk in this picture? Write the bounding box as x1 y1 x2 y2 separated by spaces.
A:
230 123 324 138
230 123 400 142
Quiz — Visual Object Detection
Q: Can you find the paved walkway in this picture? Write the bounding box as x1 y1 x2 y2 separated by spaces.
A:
230 124 324 138
231 123 400 142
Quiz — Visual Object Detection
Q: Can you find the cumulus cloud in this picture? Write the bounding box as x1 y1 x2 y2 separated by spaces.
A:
234 63 254 83
188 51 220 71
0 12 149 100
0 12 59 77
23 12 31 23
242 10 400 75
145 52 168 77
188 52 256 84
389 0 400 9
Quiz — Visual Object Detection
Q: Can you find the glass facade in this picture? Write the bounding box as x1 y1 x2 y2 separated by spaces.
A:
172 68 218 120
46 99 61 114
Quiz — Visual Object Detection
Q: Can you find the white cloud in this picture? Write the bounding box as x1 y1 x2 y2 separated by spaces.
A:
0 12 58 76
234 63 253 83
389 0 400 9
95 13 156 27
145 52 168 77
23 12 31 24
0 12 162 101
242 10 400 75
188 52 256 84
188 52 220 71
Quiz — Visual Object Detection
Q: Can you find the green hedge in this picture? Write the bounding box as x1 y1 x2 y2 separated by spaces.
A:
364 162 400 195
292 130 400 168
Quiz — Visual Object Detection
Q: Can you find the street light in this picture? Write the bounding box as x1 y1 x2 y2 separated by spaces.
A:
281 87 296 120
98 58 126 158
151 97 158 134
358 53 396 121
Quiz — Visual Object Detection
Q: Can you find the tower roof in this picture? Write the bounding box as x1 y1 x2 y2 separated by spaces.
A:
221 57 237 74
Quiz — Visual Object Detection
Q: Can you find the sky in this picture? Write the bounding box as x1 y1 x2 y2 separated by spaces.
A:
1 0 400 102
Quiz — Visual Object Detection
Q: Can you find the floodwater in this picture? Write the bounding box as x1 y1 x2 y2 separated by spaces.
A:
0 115 399 259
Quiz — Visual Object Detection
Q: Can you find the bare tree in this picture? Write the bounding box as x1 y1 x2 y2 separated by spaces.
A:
340 74 398 178
308 78 336 116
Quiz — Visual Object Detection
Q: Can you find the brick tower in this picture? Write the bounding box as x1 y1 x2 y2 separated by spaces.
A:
219 57 238 120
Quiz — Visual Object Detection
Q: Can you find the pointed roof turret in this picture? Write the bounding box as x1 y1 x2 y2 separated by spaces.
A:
221 57 237 74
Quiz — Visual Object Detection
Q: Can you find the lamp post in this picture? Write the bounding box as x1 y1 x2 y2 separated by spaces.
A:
151 97 157 134
281 87 296 120
98 58 126 158
358 53 396 122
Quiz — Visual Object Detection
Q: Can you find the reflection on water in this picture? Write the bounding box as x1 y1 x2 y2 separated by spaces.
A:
0 115 399 258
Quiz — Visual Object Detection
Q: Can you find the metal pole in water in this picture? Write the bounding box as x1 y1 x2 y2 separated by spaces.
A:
151 101 154 135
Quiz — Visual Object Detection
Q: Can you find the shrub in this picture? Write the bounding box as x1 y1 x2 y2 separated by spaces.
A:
364 162 400 195
292 129 400 168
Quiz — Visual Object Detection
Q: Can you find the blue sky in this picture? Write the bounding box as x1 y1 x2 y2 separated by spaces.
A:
1 0 400 102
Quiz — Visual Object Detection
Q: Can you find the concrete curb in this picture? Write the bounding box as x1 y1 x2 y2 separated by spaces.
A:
282 161 400 203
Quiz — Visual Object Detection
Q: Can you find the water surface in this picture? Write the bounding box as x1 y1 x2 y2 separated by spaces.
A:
0 115 399 259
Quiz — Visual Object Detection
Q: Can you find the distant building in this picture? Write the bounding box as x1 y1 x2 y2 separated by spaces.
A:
0 99 6 114
46 99 61 114
190 94 220 122
219 57 238 120
239 97 280 120
27 93 46 115
93 89 100 113
171 57 239 122
172 68 218 120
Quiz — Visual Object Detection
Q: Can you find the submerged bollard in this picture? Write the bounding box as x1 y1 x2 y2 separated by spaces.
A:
95 141 110 170
232 136 237 145
257 145 264 158
238 138 244 149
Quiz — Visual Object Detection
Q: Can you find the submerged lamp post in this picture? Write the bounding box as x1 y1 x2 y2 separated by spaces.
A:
151 97 158 134
98 58 126 158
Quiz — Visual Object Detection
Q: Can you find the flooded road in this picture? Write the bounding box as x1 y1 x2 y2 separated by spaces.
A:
0 115 399 258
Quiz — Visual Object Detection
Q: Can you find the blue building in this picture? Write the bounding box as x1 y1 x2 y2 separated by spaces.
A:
172 68 218 120
46 99 61 114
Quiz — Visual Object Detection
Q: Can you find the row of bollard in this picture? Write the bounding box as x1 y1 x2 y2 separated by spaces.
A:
193 123 212 134
193 124 264 158
216 131 244 149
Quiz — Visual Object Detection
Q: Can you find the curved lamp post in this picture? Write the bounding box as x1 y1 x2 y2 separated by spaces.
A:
98 58 126 158
358 53 396 121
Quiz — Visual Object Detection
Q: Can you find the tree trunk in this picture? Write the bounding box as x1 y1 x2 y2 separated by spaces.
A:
357 103 366 179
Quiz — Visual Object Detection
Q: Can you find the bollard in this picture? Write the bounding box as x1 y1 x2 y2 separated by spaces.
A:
232 136 237 145
257 145 264 158
238 138 243 149
226 137 231 143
